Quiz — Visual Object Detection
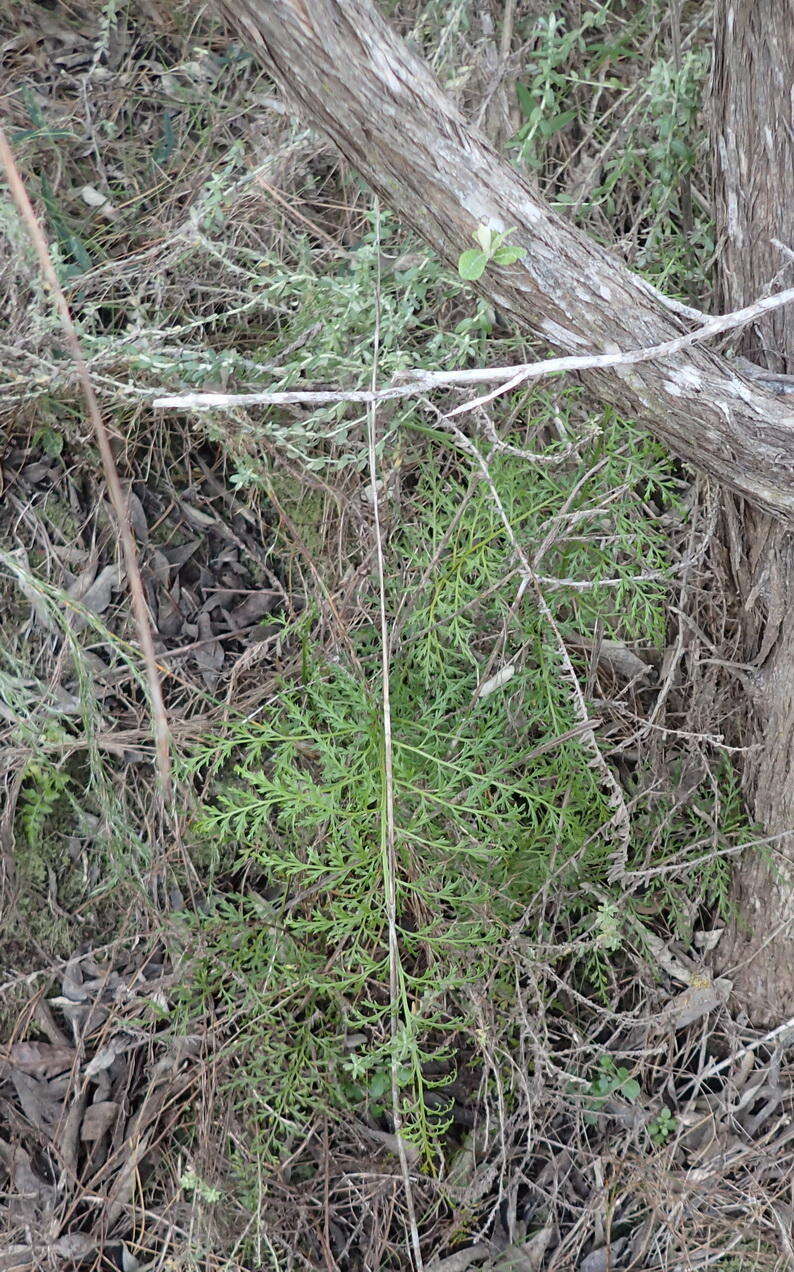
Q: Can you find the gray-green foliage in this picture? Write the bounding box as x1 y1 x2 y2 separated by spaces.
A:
511 5 712 297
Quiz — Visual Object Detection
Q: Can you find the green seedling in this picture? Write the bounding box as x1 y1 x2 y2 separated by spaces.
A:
584 1054 641 1123
458 225 524 281
648 1106 677 1145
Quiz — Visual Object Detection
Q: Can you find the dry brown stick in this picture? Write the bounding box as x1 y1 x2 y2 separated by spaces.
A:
0 126 172 793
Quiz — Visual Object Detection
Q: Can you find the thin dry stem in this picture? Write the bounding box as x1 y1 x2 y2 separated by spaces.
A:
367 203 424 1272
0 125 172 796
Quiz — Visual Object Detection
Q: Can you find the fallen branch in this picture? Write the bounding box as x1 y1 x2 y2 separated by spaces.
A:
153 286 794 414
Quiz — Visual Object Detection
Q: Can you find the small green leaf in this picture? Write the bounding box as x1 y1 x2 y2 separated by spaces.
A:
492 245 524 267
623 1078 641 1102
369 1070 389 1100
539 108 577 138
474 225 493 253
458 249 488 280
36 426 64 458
515 81 535 119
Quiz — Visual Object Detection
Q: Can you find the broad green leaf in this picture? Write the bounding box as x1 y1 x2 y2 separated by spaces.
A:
474 225 493 253
458 249 488 280
515 81 535 119
539 108 578 138
621 1076 641 1102
369 1071 389 1100
492 245 524 266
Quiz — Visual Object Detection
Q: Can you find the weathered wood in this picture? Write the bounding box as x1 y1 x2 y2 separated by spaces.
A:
712 2 794 378
710 0 794 1022
213 0 794 518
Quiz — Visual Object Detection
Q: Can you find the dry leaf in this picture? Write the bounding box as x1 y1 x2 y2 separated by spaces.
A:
194 611 224 686
518 1225 555 1272
80 564 124 617
229 589 278 628
0 1245 35 1272
578 1239 627 1272
661 978 731 1030
126 490 148 542
51 1233 98 1260
81 1100 120 1141
80 184 108 208
477 665 515 699
694 927 724 952
2 1041 74 1077
10 1071 63 1131
84 1037 131 1079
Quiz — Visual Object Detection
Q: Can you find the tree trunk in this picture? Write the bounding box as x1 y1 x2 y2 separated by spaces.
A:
214 0 794 516
710 0 794 1021
210 0 794 1020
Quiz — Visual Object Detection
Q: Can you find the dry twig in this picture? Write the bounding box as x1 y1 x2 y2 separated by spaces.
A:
368 203 424 1272
0 126 172 795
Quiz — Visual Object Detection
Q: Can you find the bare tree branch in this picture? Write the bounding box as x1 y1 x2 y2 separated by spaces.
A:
153 285 794 413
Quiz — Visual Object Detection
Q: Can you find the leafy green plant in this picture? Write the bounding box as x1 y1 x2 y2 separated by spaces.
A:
180 1167 222 1205
584 1055 641 1123
512 8 610 169
17 758 74 856
178 383 741 1185
594 900 623 952
508 5 713 300
32 424 64 459
458 225 524 281
0 1 756 1261
648 1106 677 1145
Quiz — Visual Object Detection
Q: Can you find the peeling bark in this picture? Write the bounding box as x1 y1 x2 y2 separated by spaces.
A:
710 0 794 1022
